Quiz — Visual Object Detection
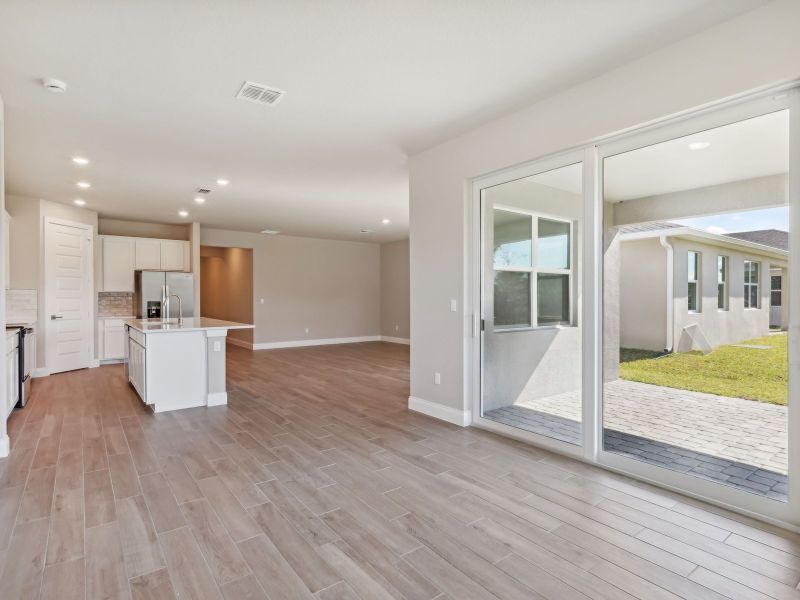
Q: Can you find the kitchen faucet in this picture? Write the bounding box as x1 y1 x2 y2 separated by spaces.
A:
169 294 184 323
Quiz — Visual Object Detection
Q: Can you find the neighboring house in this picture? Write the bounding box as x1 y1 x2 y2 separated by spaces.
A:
618 223 788 353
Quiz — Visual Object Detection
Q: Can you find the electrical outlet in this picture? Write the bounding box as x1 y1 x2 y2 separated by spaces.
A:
213 340 221 352
434 372 441 385
305 327 309 334
395 324 399 332
260 298 264 305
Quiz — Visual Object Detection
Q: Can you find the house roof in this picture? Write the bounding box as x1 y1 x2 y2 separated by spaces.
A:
617 221 788 259
724 229 788 251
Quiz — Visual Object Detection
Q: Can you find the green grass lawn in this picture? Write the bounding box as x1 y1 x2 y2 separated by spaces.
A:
619 333 788 405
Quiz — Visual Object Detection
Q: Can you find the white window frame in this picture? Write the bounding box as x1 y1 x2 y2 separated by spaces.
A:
772 274 783 308
718 255 729 311
744 260 761 309
492 206 574 331
687 250 701 313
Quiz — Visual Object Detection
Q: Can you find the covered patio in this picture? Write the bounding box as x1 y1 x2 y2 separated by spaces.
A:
485 379 788 500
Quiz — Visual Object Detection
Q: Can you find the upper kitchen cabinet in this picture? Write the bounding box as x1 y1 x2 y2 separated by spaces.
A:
160 239 190 271
135 238 162 270
102 236 135 292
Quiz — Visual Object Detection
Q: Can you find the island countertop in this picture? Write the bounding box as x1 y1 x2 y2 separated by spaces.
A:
123 317 254 333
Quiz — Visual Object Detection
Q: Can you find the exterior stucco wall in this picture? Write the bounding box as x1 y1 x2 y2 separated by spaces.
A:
620 238 667 351
482 179 583 410
671 239 776 350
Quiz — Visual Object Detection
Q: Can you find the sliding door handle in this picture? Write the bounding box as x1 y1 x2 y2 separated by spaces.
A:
50 315 63 320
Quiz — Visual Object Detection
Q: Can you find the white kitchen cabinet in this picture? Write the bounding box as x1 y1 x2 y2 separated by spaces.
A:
101 236 135 291
127 329 146 403
160 240 190 271
100 319 126 360
6 332 18 417
135 238 162 270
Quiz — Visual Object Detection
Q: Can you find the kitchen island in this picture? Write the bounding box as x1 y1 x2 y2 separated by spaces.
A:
124 317 254 413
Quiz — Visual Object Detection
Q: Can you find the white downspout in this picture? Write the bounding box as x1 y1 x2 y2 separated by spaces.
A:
659 235 674 353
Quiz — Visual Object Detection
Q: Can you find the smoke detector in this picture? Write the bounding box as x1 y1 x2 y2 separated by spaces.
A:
42 78 67 93
236 81 285 106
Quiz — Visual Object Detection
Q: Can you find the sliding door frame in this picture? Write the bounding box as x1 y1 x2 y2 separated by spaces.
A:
468 82 800 528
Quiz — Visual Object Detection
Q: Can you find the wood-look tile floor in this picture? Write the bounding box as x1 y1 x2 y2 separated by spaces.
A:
2 342 800 599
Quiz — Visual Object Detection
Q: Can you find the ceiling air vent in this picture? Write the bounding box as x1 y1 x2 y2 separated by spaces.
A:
236 81 285 106
196 188 211 194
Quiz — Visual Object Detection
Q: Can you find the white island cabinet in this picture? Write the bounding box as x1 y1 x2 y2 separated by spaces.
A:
123 318 253 413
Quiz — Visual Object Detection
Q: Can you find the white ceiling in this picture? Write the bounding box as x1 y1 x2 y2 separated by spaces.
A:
605 109 789 202
0 0 767 242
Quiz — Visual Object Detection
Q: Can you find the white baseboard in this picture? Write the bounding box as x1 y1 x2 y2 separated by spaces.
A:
0 434 8 457
99 359 125 365
32 368 51 378
90 359 100 368
252 336 381 350
380 336 410 345
226 337 253 350
207 392 228 406
408 396 471 427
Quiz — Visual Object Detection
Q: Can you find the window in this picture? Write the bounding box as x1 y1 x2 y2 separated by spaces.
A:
493 209 572 328
771 275 782 307
744 260 760 308
717 256 729 311
687 251 700 312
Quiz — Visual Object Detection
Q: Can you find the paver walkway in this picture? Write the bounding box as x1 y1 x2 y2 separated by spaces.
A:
485 379 788 500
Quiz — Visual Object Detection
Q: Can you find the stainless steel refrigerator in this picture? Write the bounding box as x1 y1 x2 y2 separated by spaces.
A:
133 271 195 319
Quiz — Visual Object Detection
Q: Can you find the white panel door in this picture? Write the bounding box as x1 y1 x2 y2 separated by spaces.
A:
135 238 161 270
160 240 185 271
45 220 92 374
102 236 134 291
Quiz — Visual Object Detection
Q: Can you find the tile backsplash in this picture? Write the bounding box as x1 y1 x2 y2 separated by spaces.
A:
6 289 38 324
98 292 134 317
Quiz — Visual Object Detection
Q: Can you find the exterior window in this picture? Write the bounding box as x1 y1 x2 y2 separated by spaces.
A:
493 209 572 328
717 256 729 311
771 275 782 307
744 260 760 309
687 251 700 312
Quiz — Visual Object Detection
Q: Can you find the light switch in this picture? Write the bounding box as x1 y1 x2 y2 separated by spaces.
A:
450 299 457 312
260 298 264 304
213 340 221 352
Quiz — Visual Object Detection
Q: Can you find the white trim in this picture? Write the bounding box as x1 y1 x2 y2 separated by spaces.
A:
408 395 471 427
32 367 51 378
90 359 100 368
380 336 410 345
0 434 8 457
252 336 381 350
207 391 227 406
99 359 125 365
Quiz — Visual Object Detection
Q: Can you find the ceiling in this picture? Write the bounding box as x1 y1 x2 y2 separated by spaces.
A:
604 109 789 201
0 0 767 242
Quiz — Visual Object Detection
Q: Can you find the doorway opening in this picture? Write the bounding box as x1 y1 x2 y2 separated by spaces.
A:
200 246 254 347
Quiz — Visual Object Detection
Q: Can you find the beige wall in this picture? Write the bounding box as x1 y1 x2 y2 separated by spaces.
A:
380 239 409 340
98 218 190 240
200 228 380 345
409 0 800 417
200 246 254 344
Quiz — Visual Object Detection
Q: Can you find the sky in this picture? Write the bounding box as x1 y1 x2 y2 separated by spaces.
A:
676 206 789 235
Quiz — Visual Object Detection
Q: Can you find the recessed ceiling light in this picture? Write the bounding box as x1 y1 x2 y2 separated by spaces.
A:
360 229 372 234
73 199 86 206
71 156 89 165
76 181 91 189
260 229 280 235
194 197 205 204
178 210 189 218
688 141 711 150
381 218 390 225
42 78 66 93
216 179 229 186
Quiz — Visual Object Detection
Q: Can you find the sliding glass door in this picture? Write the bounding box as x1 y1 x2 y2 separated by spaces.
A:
473 86 799 523
476 154 586 452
